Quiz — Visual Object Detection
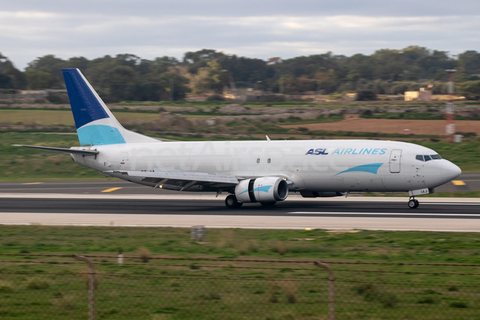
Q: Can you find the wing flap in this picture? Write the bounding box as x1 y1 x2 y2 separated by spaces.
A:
110 170 239 185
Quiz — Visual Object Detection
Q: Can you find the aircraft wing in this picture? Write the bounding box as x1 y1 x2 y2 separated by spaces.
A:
109 170 239 191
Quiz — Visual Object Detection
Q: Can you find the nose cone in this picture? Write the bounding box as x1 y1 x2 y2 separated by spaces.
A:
442 160 462 181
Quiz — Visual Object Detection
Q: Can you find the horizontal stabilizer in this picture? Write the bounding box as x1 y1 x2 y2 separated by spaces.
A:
13 145 99 155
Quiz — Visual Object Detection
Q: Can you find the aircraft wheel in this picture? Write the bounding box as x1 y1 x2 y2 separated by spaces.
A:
408 199 419 209
260 201 276 207
225 194 242 209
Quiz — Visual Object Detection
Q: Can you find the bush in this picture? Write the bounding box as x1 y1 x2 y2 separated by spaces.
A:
417 296 435 304
450 301 468 308
447 284 459 292
138 246 152 263
200 292 221 300
206 94 225 101
282 282 297 304
268 282 280 303
26 277 49 290
46 93 69 104
53 294 77 309
0 281 14 293
356 90 377 101
355 283 397 308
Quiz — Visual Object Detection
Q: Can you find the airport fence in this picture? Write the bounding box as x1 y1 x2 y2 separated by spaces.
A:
0 254 479 319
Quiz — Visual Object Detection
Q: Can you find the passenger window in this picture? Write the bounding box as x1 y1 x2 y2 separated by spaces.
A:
256 158 260 164
416 155 424 161
424 155 432 161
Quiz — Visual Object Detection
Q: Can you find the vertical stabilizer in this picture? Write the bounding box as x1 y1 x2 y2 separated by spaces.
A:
63 68 157 146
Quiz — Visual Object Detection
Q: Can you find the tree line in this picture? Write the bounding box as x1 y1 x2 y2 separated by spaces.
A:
1 46 479 102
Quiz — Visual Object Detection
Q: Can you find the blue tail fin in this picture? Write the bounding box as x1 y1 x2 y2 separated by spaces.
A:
63 68 157 146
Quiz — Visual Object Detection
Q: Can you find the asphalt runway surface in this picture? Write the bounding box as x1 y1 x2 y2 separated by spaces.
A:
0 176 479 231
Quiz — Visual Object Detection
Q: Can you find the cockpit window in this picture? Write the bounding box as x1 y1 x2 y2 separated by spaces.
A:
416 154 442 162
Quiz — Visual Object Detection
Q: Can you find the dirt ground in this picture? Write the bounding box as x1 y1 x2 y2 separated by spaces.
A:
282 118 480 136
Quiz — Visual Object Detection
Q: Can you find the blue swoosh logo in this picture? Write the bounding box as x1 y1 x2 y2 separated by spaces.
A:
254 185 272 193
238 185 273 195
335 163 383 176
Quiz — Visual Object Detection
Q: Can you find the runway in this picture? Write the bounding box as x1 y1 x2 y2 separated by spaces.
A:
0 180 479 231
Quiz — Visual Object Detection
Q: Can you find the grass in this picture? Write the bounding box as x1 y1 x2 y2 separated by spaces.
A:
1 226 480 264
0 132 103 180
1 226 480 319
277 114 344 125
361 112 480 121
0 109 159 126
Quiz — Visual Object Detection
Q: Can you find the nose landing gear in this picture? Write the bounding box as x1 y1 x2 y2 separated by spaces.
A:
408 197 419 209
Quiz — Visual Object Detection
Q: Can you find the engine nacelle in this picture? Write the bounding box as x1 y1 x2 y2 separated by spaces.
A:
235 177 289 203
300 191 346 198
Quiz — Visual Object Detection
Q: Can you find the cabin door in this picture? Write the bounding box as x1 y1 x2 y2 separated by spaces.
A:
389 149 402 173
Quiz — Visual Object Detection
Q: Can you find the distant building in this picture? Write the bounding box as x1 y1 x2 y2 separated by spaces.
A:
405 88 432 102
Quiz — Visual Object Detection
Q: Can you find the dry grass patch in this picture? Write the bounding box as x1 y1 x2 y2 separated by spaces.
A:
138 246 152 263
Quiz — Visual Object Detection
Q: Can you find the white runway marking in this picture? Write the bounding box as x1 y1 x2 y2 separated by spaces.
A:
421 203 480 206
289 212 480 217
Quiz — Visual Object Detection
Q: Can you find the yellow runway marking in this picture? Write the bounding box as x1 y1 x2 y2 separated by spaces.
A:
101 187 123 193
452 180 466 186
22 182 43 185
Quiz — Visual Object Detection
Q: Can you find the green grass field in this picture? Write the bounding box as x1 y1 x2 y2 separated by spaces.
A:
0 109 160 126
0 226 479 319
1 226 480 264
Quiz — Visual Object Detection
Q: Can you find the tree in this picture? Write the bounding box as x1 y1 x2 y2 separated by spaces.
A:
107 65 136 102
67 57 90 70
0 73 13 88
27 55 66 79
0 53 27 89
458 51 480 75
459 81 480 100
25 69 61 89
187 59 229 94
183 49 226 74
218 55 274 88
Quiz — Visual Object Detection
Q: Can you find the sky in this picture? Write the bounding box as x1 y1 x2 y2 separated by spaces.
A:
1 0 480 70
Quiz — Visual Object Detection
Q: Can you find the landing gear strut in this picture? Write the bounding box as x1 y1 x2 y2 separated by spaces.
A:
225 194 243 209
408 197 419 209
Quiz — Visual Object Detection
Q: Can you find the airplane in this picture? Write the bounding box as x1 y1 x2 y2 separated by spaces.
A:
15 68 461 209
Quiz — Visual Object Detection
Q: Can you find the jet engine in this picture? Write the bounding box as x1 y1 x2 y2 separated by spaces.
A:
235 177 288 203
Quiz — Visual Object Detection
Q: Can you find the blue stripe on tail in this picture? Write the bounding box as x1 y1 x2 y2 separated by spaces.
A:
77 125 126 146
63 68 109 129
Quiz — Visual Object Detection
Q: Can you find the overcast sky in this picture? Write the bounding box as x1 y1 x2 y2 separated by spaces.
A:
1 0 479 70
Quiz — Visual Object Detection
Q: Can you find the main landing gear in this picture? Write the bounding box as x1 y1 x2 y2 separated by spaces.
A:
225 194 243 209
408 197 420 209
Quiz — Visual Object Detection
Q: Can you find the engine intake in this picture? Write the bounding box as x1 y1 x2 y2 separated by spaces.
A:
235 177 289 203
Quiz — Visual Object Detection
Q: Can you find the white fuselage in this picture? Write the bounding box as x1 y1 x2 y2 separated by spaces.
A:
72 139 460 193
